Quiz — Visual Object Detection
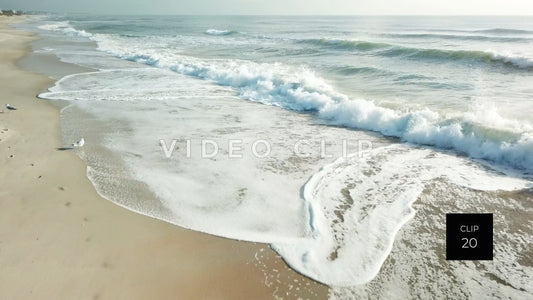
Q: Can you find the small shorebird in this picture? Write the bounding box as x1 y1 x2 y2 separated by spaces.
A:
72 138 85 148
6 104 17 110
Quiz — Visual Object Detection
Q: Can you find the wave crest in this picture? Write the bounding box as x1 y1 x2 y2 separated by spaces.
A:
475 28 533 34
300 38 533 69
299 38 391 51
38 21 92 38
204 28 238 36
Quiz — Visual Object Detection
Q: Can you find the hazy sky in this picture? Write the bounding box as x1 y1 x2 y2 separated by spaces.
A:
2 0 533 15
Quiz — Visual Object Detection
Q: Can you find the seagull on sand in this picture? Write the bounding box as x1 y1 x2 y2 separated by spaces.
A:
6 104 17 110
72 138 85 148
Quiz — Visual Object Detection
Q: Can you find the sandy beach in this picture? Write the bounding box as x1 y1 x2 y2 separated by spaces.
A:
0 16 327 300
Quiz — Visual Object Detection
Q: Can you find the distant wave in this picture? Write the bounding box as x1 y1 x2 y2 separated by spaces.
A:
475 28 533 35
204 29 238 36
381 47 533 69
424 28 533 35
38 21 92 38
299 38 390 51
381 32 529 43
300 38 533 69
328 65 389 76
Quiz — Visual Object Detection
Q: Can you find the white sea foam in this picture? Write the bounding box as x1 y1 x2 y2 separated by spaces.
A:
489 50 533 68
205 28 236 36
38 21 92 38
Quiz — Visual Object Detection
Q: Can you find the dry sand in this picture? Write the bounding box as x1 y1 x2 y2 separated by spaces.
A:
0 16 328 299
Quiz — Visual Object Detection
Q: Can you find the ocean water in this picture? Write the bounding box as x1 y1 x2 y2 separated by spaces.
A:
22 15 533 297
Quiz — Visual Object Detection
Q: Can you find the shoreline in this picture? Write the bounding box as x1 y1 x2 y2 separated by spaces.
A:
0 16 328 299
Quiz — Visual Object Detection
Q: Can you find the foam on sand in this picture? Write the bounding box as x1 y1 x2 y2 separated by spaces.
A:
35 66 533 286
273 144 531 286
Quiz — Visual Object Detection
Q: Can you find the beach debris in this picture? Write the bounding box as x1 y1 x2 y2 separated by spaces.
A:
72 138 85 147
5 104 17 110
9 154 14 158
